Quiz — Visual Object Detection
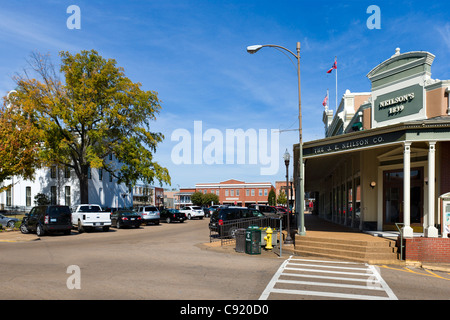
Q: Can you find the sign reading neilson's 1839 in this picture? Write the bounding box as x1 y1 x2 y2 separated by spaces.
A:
374 84 423 122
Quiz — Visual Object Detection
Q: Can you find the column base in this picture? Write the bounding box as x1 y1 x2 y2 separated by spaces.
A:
402 225 414 238
297 227 306 236
424 226 439 238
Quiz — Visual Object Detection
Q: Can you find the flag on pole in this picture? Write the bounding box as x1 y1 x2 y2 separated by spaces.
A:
326 57 337 74
322 92 329 107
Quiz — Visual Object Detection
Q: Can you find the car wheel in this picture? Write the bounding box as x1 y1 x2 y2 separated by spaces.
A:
7 220 15 228
188 214 192 220
20 223 29 234
36 224 45 237
166 217 171 224
229 227 238 238
116 221 121 229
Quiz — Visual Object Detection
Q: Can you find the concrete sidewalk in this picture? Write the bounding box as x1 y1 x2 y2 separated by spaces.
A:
0 229 40 242
299 212 450 272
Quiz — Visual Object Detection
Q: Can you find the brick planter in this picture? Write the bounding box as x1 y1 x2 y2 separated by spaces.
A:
404 238 450 263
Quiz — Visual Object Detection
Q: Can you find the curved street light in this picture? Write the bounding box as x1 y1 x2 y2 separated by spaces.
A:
247 42 305 236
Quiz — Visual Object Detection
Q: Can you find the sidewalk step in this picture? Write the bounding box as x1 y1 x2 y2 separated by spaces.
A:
292 234 400 264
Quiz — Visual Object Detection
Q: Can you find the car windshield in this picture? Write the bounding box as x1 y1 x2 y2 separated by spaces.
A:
192 206 201 210
168 209 180 213
145 207 158 211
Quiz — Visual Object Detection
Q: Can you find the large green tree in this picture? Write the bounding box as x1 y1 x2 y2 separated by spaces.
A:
11 50 170 203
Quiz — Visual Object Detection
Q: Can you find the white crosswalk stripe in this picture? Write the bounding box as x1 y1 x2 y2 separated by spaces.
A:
260 256 398 300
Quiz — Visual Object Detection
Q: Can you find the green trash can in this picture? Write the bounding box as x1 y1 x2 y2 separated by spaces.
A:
245 225 261 255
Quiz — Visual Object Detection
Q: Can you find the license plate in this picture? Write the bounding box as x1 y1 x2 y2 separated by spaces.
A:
131 218 135 220
50 218 57 222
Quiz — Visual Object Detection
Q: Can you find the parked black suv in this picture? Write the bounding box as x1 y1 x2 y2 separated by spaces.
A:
209 207 264 237
20 205 72 236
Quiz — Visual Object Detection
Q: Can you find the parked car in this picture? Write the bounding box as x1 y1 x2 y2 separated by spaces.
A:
179 206 204 220
20 205 72 236
0 214 19 229
160 208 187 223
204 205 221 217
248 204 278 216
275 206 288 214
71 204 111 232
111 209 142 229
209 206 264 238
136 206 160 225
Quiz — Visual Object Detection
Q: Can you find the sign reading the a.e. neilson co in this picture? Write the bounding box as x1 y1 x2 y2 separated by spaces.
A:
304 131 405 157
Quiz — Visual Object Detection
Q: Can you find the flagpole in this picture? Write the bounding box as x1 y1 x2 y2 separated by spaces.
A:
335 56 338 111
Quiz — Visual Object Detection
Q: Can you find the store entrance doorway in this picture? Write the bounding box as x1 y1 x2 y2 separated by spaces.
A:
383 167 423 231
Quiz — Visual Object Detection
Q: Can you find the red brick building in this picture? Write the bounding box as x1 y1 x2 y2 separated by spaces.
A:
196 179 274 207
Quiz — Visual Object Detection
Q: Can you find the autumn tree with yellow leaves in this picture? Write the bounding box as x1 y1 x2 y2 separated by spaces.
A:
2 50 170 203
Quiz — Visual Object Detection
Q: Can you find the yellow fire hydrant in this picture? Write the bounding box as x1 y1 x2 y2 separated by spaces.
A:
264 227 273 250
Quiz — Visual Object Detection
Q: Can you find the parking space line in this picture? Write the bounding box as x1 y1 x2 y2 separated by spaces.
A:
380 265 450 281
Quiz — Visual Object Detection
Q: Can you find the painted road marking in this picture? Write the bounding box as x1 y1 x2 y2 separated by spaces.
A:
260 256 398 300
380 265 450 281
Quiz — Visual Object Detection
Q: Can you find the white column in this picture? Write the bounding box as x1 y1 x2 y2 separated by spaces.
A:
402 142 414 238
425 141 439 237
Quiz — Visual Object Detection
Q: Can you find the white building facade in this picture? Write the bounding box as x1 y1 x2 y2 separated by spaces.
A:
0 163 133 211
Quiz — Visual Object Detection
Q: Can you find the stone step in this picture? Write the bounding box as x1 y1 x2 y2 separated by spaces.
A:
295 239 398 253
294 244 398 260
292 234 400 264
285 247 400 265
295 235 397 247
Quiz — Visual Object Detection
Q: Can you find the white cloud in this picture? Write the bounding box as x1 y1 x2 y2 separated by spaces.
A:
437 23 450 50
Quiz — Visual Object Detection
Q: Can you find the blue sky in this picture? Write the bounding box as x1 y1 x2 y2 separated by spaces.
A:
1 0 450 189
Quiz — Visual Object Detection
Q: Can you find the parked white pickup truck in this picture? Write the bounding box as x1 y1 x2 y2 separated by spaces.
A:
71 204 111 232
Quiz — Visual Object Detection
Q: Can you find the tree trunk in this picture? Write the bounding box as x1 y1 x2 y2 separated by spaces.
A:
79 164 90 204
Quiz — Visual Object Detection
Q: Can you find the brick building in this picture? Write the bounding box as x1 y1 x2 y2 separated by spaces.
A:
196 179 274 207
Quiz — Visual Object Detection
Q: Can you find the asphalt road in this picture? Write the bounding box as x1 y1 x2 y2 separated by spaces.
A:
0 218 284 300
1 218 449 304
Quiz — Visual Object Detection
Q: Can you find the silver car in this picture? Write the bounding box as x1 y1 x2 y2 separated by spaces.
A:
136 206 160 225
0 213 19 228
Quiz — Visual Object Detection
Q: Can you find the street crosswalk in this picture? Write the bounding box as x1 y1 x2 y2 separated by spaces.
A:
260 256 398 300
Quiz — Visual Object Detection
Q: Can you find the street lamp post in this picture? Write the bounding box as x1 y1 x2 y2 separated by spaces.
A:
283 149 293 244
247 42 305 236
